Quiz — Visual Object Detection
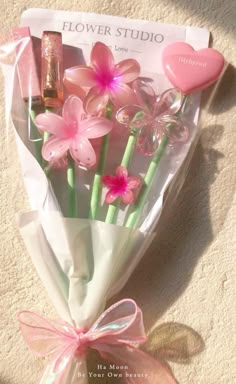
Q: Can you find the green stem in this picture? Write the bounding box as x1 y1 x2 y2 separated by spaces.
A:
28 108 43 166
105 131 137 224
43 131 50 142
67 153 77 218
42 131 50 170
88 105 113 220
42 107 52 170
124 95 188 229
104 110 145 224
89 134 110 220
124 134 169 228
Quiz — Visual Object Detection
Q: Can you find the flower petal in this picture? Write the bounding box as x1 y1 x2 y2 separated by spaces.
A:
42 136 70 161
35 113 66 137
130 115 150 129
84 87 109 114
115 59 140 83
127 176 141 189
161 115 189 143
116 166 128 179
80 117 112 138
62 95 84 127
138 122 160 156
70 136 96 167
64 66 97 88
109 83 137 107
116 105 144 126
157 88 183 115
63 77 86 100
121 190 135 204
105 190 118 204
132 79 156 113
91 42 114 75
102 175 117 188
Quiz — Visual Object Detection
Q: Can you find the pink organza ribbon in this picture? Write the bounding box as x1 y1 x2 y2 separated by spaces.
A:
18 299 176 383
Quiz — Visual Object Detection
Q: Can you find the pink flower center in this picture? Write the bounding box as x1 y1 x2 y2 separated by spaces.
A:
112 176 128 195
95 69 116 90
64 120 78 138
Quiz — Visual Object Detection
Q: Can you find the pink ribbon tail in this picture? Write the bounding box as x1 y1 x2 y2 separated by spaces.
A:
93 343 177 383
18 299 177 384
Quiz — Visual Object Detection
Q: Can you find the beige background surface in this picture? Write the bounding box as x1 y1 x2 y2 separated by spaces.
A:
0 0 235 383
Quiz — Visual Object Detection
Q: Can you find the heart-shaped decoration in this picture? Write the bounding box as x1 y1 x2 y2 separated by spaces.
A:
162 42 225 94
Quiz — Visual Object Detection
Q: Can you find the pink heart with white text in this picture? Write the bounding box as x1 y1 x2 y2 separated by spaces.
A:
162 42 225 94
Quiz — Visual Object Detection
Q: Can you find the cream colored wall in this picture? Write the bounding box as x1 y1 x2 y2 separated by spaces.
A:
1 1 235 383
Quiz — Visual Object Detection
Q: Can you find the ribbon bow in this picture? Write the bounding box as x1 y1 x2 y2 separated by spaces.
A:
18 299 176 383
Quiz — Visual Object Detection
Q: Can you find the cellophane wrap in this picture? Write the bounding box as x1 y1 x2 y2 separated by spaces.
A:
0 8 216 384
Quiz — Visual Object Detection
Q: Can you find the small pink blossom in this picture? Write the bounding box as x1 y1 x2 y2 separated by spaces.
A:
102 166 141 204
64 42 140 114
35 95 112 167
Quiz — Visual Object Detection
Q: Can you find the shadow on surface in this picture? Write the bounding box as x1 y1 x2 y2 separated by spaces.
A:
0 377 12 384
201 63 236 115
145 322 204 364
112 124 228 329
86 322 204 383
87 124 229 379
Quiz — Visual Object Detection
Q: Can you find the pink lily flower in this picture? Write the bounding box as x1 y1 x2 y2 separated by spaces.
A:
102 166 141 204
64 42 140 114
35 95 112 167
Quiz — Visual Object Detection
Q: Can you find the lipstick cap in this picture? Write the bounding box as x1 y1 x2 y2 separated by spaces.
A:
12 27 42 105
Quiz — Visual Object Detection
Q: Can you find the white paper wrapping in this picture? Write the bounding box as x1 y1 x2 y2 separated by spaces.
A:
18 211 154 384
18 211 153 327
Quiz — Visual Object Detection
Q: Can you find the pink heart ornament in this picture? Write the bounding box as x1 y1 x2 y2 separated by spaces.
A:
162 42 225 94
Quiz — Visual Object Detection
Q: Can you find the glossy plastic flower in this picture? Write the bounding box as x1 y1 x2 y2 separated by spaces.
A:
64 42 140 114
102 166 141 204
116 80 189 156
35 95 112 167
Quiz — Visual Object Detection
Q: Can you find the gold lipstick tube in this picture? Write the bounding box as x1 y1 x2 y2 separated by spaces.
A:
41 31 63 107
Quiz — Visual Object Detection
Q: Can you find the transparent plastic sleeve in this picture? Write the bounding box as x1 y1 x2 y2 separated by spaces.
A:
0 8 226 384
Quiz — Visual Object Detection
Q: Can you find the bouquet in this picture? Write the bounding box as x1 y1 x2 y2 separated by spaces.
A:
0 8 225 384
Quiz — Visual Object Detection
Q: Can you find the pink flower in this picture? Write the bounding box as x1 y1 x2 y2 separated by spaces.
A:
116 80 189 156
64 42 140 114
102 166 141 204
35 95 112 167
